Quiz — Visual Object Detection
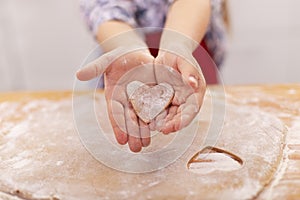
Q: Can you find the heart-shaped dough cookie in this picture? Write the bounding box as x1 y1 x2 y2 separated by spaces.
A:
126 81 174 123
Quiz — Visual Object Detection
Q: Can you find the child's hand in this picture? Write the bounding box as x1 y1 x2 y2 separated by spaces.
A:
152 50 206 134
77 47 155 152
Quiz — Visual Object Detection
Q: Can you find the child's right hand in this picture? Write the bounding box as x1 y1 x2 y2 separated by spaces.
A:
77 47 156 152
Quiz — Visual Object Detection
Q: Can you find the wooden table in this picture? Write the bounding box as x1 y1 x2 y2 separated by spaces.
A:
0 85 299 199
225 85 300 199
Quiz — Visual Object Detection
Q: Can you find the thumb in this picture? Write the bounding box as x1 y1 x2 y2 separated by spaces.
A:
76 51 116 81
177 57 202 90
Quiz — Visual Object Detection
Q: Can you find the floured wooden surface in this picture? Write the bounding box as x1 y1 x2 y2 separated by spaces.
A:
225 85 300 199
0 85 296 200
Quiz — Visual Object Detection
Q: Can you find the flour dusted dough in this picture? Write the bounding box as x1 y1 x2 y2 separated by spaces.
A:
0 90 286 200
127 81 174 123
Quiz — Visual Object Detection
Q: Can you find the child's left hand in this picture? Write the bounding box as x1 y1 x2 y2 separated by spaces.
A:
151 50 206 134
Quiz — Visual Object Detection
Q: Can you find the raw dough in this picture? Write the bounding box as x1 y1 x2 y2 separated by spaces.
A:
0 90 286 200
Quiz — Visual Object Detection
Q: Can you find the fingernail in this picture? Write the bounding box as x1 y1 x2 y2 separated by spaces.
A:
188 76 198 88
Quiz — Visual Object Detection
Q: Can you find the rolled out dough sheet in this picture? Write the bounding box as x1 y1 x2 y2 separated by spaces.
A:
0 90 286 200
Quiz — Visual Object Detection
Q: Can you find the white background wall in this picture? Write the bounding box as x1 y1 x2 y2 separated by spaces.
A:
0 0 299 91
0 0 96 91
222 0 300 84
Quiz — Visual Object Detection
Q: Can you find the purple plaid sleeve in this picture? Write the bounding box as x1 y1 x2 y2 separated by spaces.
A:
80 0 138 35
80 0 227 67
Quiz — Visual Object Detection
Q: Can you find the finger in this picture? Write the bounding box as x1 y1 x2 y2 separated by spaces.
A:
107 100 128 145
177 58 205 90
139 119 151 147
128 135 143 152
76 51 116 81
166 92 202 134
149 120 156 131
165 105 178 122
125 107 142 152
161 120 176 135
159 106 178 134
172 89 187 106
153 109 167 132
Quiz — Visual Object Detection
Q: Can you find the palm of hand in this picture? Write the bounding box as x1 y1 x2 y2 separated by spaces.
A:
104 50 156 152
152 51 206 134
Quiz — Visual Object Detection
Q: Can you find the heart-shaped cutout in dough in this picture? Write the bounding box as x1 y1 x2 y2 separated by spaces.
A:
126 81 174 123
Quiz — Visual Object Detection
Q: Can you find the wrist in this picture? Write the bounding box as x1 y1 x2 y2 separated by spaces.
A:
98 24 148 52
159 29 199 55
